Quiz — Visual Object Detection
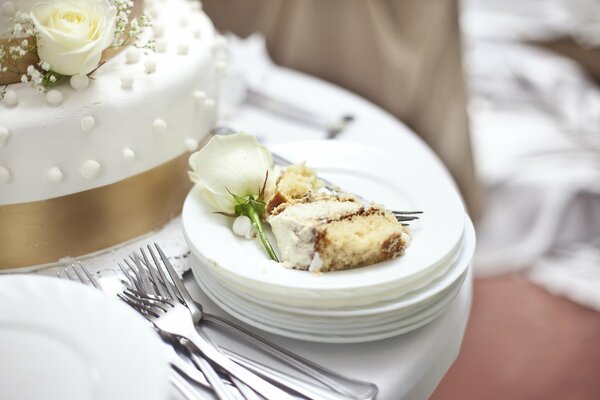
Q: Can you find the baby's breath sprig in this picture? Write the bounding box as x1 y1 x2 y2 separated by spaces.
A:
0 11 38 97
111 0 153 51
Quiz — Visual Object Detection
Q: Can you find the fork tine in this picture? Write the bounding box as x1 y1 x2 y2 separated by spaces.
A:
392 211 423 215
64 265 78 282
119 293 162 317
153 243 196 307
129 255 151 294
140 247 166 297
395 216 419 221
70 263 88 284
146 246 178 301
118 262 138 290
78 262 101 289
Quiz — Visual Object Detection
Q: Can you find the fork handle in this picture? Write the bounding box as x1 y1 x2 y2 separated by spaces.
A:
182 330 298 400
203 313 378 399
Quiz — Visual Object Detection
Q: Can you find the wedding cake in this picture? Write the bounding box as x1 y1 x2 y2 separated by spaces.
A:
0 0 225 269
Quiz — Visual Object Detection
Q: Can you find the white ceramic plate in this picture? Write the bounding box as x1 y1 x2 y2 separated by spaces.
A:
201 216 475 316
0 275 169 400
195 265 469 343
183 140 465 298
196 260 466 332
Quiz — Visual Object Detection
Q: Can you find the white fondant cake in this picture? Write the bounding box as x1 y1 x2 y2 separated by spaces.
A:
0 0 221 205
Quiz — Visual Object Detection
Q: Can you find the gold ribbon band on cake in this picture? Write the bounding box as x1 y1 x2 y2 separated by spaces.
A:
0 0 144 85
0 152 192 270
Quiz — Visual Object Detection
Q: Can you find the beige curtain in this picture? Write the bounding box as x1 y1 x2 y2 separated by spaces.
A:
203 0 483 219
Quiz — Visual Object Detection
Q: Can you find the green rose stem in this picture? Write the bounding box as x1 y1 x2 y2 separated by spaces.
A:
232 193 280 262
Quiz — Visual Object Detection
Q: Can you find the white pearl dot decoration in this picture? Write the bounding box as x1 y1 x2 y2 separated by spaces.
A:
46 89 64 106
122 147 136 161
81 116 95 132
204 98 216 109
0 126 10 148
184 138 198 151
149 7 159 18
121 73 134 89
145 58 157 74
81 160 101 179
156 40 167 53
190 1 201 11
152 24 165 38
177 44 189 55
193 90 206 105
192 29 202 39
0 2 16 18
179 17 188 27
0 165 10 185
3 90 18 107
212 35 228 51
153 118 167 133
47 167 63 183
126 47 140 64
215 60 228 75
70 74 89 91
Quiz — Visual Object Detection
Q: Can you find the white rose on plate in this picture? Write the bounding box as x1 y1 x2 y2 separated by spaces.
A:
189 131 273 214
189 131 279 261
30 0 117 76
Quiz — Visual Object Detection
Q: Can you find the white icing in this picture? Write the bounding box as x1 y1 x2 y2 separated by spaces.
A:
0 126 10 148
3 90 18 107
70 75 90 91
193 29 202 39
156 40 167 53
204 98 216 109
149 7 160 19
121 73 134 89
153 118 168 133
126 47 140 64
184 138 198 151
46 90 64 106
0 166 10 185
144 58 157 74
153 23 165 38
47 167 63 183
0 1 218 205
80 116 95 132
81 160 101 179
179 17 188 27
122 148 136 161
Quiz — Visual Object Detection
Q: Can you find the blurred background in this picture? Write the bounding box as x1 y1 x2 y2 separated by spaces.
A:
203 0 600 398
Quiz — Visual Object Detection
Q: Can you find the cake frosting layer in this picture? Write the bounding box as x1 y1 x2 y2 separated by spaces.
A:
0 0 221 205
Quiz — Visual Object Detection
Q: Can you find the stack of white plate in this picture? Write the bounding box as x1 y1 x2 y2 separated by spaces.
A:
183 141 475 343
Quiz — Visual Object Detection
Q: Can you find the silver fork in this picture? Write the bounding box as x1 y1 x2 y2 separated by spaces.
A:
124 254 238 400
147 243 378 400
56 263 215 400
119 287 298 400
125 246 360 400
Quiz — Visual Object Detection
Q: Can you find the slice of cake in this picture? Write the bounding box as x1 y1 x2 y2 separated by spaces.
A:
265 166 411 272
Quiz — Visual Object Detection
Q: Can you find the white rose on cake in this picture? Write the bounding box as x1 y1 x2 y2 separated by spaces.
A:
30 0 117 76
